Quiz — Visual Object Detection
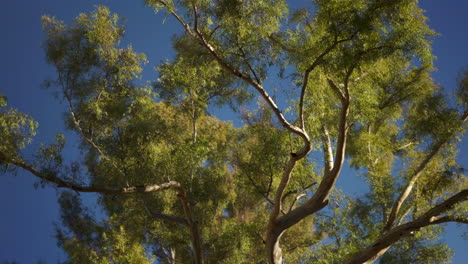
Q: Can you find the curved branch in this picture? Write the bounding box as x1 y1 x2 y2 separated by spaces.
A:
156 1 309 145
265 75 351 263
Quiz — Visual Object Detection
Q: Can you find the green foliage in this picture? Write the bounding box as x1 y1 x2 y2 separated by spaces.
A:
0 95 37 169
379 238 453 264
2 1 466 264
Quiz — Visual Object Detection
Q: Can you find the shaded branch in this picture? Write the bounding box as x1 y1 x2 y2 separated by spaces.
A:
0 152 181 195
238 43 261 84
143 202 189 226
268 34 297 53
177 186 204 264
245 171 278 211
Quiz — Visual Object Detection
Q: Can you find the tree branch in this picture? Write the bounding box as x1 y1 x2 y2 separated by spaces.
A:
0 153 181 195
428 215 468 225
321 125 334 174
177 186 204 264
384 141 446 231
265 74 351 263
143 202 189 226
298 32 357 129
269 158 298 221
157 0 310 146
345 189 468 264
238 43 261 84
65 96 125 177
3 150 205 263
245 170 278 211
384 98 468 231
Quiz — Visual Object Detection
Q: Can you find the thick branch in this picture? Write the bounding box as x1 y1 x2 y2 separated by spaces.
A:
269 158 297 221
177 187 204 264
321 125 334 174
345 189 468 264
265 76 350 263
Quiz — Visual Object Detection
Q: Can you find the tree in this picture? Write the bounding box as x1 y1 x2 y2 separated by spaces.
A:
1 1 467 263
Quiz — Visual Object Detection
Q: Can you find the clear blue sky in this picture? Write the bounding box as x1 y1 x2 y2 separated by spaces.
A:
0 0 467 263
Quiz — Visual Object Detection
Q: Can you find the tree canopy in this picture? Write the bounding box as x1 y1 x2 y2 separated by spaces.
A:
1 1 467 263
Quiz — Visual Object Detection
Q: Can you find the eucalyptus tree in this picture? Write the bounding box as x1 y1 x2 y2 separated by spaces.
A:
1 1 467 263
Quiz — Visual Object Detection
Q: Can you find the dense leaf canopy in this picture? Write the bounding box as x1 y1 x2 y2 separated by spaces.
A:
1 1 467 264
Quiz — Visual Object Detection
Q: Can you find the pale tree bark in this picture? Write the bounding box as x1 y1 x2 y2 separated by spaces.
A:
321 125 334 173
384 140 446 232
141 2 468 263
385 112 468 232
153 3 313 263
264 78 350 263
344 189 468 264
352 112 468 263
157 3 359 263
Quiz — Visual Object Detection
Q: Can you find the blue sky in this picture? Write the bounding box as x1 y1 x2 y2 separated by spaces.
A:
0 0 467 263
